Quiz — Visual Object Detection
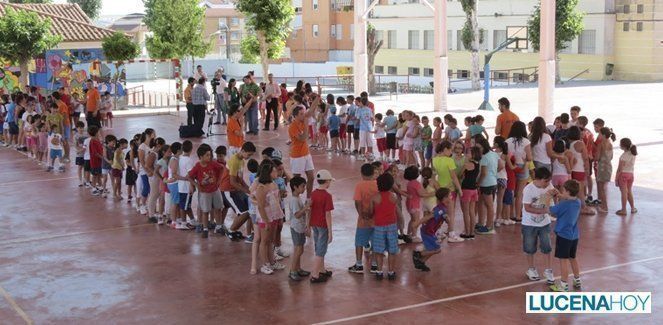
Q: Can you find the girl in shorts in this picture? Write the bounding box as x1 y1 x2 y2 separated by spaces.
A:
125 139 139 204
460 146 482 238
404 166 434 241
615 138 637 216
255 161 286 275
37 122 48 164
551 139 573 190
595 128 614 213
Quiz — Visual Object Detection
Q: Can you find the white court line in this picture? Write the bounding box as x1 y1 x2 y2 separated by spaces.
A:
0 285 33 325
0 177 77 187
315 255 663 324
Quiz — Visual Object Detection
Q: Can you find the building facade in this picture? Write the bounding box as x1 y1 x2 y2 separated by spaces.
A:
286 0 355 62
370 0 663 82
200 0 246 61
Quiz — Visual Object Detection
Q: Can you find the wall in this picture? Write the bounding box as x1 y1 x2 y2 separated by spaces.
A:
613 0 663 81
179 58 351 81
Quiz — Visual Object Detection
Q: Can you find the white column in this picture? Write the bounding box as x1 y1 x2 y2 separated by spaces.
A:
433 0 448 112
538 0 555 122
354 0 368 94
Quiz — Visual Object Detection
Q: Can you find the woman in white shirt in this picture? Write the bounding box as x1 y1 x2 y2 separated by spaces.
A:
529 117 555 172
505 121 532 222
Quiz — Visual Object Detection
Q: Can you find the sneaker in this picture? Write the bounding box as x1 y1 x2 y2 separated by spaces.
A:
387 272 396 281
46 166 54 172
244 233 254 244
289 272 302 281
208 221 216 230
460 233 472 239
549 282 569 292
310 276 327 283
214 225 226 234
447 235 465 243
274 254 284 261
148 216 158 223
319 270 333 278
375 272 384 280
260 264 274 275
271 262 286 270
297 269 311 277
348 264 364 274
494 219 502 228
573 277 582 289
195 224 203 233
274 246 289 258
585 195 594 205
101 192 107 198
175 221 188 230
544 268 554 285
232 231 245 239
91 189 101 196
476 226 495 235
419 263 431 272
502 219 516 225
58 166 65 172
370 265 379 274
403 235 413 243
474 223 482 231
139 206 148 215
202 229 209 238
526 268 540 281
412 251 422 262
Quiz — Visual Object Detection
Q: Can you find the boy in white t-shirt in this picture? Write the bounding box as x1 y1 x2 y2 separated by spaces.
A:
47 125 64 172
177 140 196 229
521 167 558 284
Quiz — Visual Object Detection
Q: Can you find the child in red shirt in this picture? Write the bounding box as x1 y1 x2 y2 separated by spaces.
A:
213 145 230 234
368 173 401 280
309 169 335 283
88 125 104 195
188 144 223 238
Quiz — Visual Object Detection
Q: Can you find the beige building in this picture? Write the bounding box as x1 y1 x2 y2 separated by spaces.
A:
200 0 245 61
108 13 149 58
286 0 355 62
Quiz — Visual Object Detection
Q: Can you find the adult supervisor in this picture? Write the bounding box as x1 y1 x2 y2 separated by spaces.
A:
495 97 519 138
289 104 316 197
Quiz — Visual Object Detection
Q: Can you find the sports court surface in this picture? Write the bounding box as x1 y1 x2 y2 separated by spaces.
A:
1 82 662 324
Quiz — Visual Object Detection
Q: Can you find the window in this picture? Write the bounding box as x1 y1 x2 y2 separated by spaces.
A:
448 30 453 50
350 24 354 40
376 30 384 44
313 24 319 37
637 4 644 13
424 68 434 77
331 25 336 38
231 32 239 40
578 30 596 54
387 30 397 49
408 30 420 49
493 30 506 49
458 70 469 78
388 66 397 75
637 22 643 31
456 30 464 51
231 17 239 26
623 22 629 32
336 24 343 40
408 67 420 76
218 18 227 30
423 30 434 50
313 0 318 10
623 4 630 14
375 65 384 74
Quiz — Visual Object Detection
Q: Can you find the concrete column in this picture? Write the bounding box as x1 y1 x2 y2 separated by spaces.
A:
354 0 368 94
433 0 448 112
538 0 555 122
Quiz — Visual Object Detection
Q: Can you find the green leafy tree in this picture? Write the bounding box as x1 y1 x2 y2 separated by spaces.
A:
367 23 383 95
236 0 294 78
460 0 483 91
239 35 259 64
67 0 102 20
143 0 211 63
102 31 139 109
0 7 61 86
528 0 584 82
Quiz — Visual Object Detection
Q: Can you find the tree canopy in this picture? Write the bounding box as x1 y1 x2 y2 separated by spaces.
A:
143 0 210 59
67 0 102 20
527 0 584 52
102 31 140 62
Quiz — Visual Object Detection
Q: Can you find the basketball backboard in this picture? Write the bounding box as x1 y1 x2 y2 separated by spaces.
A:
506 26 528 49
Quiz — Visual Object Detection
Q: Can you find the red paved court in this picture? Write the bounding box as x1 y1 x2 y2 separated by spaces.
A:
0 114 660 324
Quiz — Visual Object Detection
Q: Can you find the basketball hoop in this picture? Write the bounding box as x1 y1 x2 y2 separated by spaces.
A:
506 26 529 50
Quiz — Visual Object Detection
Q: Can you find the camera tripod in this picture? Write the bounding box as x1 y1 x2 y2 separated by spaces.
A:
206 102 225 137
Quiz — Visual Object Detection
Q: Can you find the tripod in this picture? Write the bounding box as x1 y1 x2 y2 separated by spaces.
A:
206 104 225 137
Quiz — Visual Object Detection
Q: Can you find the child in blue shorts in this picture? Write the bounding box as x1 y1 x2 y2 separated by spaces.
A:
413 188 451 271
549 180 582 292
369 173 401 280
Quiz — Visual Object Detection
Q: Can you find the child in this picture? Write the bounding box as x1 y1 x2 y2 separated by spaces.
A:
421 116 433 167
548 180 582 292
309 169 335 283
494 137 517 226
188 144 224 238
112 138 128 200
615 138 637 216
368 173 400 280
413 188 452 271
328 106 341 153
460 147 481 239
412 115 424 167
105 92 114 128
155 144 171 224
348 163 378 274
551 139 573 190
355 97 374 161
36 122 48 164
444 118 462 143
384 109 399 162
317 102 328 150
25 115 36 159
595 128 614 213
166 142 182 227
73 121 87 186
386 164 409 242
213 145 230 234
177 140 196 228
88 126 104 195
47 124 64 172
125 139 139 205
101 135 117 198
373 113 387 161
336 97 348 153
288 176 311 281
467 115 489 140
522 167 557 284
271 157 290 258
403 166 435 242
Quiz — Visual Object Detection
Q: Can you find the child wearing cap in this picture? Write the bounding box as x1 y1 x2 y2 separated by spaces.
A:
309 169 335 283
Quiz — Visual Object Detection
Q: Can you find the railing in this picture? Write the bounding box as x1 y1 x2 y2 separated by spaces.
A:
126 85 144 107
331 0 354 11
489 66 539 86
565 68 590 83
126 85 178 108
251 74 413 94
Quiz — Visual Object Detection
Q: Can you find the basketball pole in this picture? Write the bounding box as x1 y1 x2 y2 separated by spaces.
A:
478 37 520 111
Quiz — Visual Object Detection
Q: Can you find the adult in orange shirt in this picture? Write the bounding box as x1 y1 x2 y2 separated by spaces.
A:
52 91 72 160
226 95 256 155
495 97 519 138
184 77 195 126
84 79 101 128
289 102 316 197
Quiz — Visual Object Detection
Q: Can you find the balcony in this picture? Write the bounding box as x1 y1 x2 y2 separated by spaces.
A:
332 0 354 11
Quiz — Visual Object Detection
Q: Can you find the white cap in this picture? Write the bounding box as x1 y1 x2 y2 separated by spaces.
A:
315 169 335 181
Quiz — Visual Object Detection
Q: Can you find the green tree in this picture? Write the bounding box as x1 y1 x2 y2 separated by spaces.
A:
67 0 102 20
527 0 584 82
143 0 211 63
0 7 61 86
236 0 294 78
102 31 139 109
460 0 483 91
367 23 383 95
239 35 259 64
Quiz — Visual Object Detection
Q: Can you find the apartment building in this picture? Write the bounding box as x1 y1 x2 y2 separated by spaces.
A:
286 0 355 62
200 0 246 61
370 0 663 82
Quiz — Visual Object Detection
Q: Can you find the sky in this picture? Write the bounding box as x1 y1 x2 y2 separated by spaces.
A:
54 0 145 17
